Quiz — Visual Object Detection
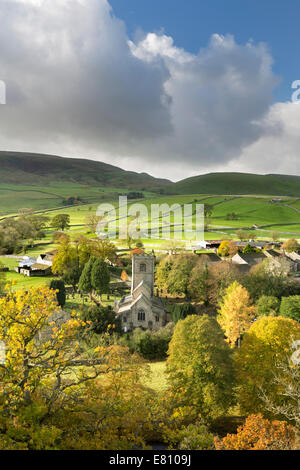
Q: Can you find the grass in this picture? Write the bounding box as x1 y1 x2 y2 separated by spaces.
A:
142 361 168 393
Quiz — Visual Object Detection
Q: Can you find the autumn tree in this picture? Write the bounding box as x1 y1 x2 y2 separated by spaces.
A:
236 229 248 241
218 281 256 347
0 285 163 450
85 214 101 233
217 240 237 257
235 316 300 416
52 238 92 291
206 261 241 307
214 414 297 450
167 315 235 421
282 238 299 253
90 239 116 263
51 214 70 231
259 345 300 430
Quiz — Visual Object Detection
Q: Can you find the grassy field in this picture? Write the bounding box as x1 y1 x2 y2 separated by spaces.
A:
142 361 168 393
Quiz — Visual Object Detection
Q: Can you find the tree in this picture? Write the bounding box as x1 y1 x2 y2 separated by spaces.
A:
259 346 300 430
91 258 110 301
282 238 299 253
78 256 97 294
155 255 175 292
187 257 210 303
81 305 121 335
85 214 101 233
51 214 70 231
236 229 248 241
166 253 198 297
243 243 257 254
256 295 280 317
243 261 287 302
0 285 133 449
49 279 66 308
171 303 196 323
90 239 116 263
217 240 237 257
235 316 300 416
214 414 297 450
206 261 241 307
52 239 92 291
218 281 256 347
280 296 300 322
167 315 235 421
271 231 279 242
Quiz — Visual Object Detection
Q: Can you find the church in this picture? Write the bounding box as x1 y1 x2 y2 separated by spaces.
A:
115 253 169 331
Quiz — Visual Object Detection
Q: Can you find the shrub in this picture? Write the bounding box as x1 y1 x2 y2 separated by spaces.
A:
256 295 280 317
280 296 300 322
49 279 66 308
128 324 174 360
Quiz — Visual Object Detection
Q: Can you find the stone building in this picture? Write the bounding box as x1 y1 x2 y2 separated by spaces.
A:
115 254 168 331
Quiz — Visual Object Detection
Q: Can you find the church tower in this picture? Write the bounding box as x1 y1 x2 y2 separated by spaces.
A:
131 254 154 295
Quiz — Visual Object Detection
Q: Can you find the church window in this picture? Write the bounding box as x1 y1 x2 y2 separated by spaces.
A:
138 309 146 321
155 315 159 322
140 263 146 272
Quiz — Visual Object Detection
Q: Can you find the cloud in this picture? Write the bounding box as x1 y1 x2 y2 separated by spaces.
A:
226 101 300 175
0 0 294 180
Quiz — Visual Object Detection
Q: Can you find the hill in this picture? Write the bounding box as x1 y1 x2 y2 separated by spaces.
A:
0 151 170 189
165 172 300 196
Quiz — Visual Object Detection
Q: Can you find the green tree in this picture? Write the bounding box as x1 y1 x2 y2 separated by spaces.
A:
280 296 300 322
155 255 175 292
51 214 70 231
167 315 235 421
167 253 198 297
256 295 280 317
78 256 97 294
188 258 210 303
49 279 66 308
91 258 110 301
171 303 196 323
81 305 121 335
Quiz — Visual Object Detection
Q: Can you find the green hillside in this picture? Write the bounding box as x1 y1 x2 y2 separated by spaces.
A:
0 151 170 188
166 172 300 196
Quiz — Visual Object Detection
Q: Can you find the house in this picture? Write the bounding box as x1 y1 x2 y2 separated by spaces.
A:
231 252 266 268
36 251 55 266
197 253 221 265
114 254 169 332
15 251 55 277
193 240 222 252
285 251 300 270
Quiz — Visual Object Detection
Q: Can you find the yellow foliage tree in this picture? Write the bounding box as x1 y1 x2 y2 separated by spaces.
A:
0 285 143 449
218 281 256 347
235 316 300 417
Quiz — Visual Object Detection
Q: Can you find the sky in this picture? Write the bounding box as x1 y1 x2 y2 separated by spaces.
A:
0 0 299 181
